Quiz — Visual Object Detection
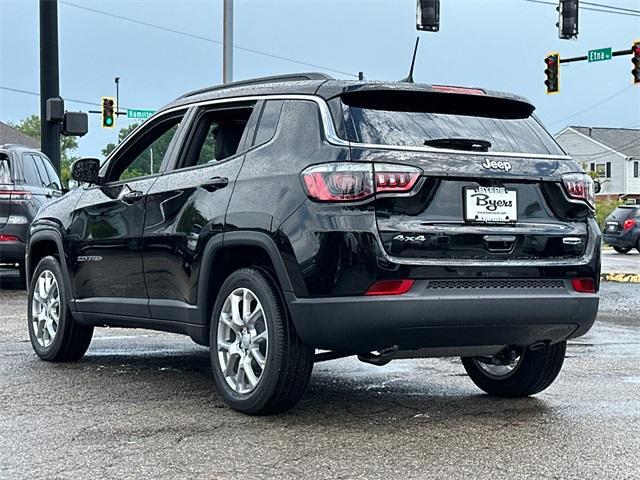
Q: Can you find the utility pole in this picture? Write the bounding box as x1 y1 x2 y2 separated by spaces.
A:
39 0 61 174
223 0 233 84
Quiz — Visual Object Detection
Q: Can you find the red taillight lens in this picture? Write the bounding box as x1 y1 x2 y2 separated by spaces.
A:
365 279 415 296
623 218 636 230
0 189 31 200
301 163 421 202
0 234 20 242
571 278 596 294
561 173 595 209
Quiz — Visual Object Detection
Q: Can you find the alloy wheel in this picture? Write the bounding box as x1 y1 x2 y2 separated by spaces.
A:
31 270 60 348
216 288 268 394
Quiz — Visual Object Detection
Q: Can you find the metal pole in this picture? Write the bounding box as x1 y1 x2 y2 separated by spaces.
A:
223 0 233 84
39 0 61 175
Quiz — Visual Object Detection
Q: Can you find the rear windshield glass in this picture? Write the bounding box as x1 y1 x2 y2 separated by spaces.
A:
614 206 640 219
339 92 564 155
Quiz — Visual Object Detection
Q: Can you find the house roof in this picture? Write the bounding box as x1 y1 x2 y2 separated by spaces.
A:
567 126 640 158
0 121 39 149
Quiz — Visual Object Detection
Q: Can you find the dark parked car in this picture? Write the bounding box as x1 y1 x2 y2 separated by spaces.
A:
25 74 600 415
0 145 62 285
603 204 640 253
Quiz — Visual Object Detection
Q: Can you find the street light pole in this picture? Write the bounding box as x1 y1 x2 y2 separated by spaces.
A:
39 0 61 175
223 0 233 84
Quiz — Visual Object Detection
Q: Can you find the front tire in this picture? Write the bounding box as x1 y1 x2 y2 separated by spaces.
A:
462 341 566 397
27 256 94 362
209 268 314 415
613 246 632 254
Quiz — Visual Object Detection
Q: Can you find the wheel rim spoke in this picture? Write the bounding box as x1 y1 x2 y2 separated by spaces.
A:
31 270 61 348
217 287 268 395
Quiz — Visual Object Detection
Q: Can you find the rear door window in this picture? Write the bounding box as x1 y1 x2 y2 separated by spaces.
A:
340 91 564 155
22 154 45 187
252 100 283 146
37 155 62 190
0 154 11 184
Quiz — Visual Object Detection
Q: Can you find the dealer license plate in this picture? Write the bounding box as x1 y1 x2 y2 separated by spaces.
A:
464 187 517 223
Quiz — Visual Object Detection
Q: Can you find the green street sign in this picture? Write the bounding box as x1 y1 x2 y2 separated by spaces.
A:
127 109 155 119
588 47 612 63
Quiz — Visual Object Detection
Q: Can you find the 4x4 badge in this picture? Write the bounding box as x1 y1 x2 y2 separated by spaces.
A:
482 159 512 172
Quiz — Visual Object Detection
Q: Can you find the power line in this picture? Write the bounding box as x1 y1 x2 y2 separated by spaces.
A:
521 0 640 17
59 1 358 78
0 85 135 112
547 85 634 127
581 2 640 14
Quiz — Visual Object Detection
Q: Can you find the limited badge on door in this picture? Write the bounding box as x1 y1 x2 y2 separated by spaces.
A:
464 187 517 223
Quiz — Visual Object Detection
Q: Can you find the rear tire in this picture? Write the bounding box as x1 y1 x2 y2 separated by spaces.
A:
27 256 93 362
209 267 314 415
462 341 566 397
613 246 632 254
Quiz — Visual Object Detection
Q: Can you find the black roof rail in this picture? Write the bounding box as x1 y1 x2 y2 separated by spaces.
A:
179 72 334 99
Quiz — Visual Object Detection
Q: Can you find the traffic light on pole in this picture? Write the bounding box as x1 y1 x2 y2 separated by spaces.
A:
557 0 579 40
544 53 560 94
416 0 440 32
632 41 640 85
101 96 116 128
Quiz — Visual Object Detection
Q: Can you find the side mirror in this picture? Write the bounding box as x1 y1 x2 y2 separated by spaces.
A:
71 158 101 185
594 181 601 194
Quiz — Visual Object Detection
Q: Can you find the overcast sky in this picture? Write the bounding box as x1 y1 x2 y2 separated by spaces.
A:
1 0 639 158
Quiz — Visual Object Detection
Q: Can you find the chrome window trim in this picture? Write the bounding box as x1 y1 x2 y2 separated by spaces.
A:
134 94 572 161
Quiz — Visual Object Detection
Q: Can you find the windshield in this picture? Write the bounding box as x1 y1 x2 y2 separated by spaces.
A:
339 93 564 156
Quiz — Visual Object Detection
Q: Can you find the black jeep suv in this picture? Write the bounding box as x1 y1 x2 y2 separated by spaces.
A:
26 74 600 414
603 204 640 253
1 145 62 286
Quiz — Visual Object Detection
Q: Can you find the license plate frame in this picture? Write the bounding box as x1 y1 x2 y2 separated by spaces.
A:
464 187 518 224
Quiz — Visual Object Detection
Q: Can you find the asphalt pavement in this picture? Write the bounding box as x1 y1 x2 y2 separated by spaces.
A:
601 249 639 274
0 269 639 479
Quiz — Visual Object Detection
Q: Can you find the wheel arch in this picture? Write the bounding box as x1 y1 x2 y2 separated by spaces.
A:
197 231 295 327
27 229 72 298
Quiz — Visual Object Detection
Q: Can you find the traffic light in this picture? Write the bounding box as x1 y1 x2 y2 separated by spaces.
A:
632 41 640 85
416 0 440 32
544 53 560 94
101 96 116 129
557 0 579 40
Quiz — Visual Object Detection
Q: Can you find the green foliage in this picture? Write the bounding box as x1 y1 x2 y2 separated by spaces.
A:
595 198 621 231
101 123 141 157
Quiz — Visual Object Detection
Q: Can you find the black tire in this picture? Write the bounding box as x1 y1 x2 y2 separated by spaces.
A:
209 267 314 415
27 256 94 362
613 246 632 254
461 341 567 397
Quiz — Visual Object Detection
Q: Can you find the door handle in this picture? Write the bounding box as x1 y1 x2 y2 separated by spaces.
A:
201 176 229 192
120 190 144 204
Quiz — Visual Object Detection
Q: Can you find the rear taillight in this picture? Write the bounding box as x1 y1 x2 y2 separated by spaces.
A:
0 189 32 200
623 218 636 230
0 234 20 242
561 173 595 209
301 163 421 202
365 279 415 296
571 278 596 294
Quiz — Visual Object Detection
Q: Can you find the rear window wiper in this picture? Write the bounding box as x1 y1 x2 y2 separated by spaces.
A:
424 138 492 152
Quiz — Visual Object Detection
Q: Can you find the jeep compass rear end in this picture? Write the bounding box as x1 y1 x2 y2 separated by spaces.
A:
26 75 599 415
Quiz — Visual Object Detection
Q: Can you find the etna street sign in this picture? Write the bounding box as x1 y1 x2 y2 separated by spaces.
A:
127 109 155 119
588 47 612 63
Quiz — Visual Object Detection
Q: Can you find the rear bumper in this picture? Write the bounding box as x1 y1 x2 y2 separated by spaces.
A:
286 280 598 353
0 240 26 264
603 232 638 248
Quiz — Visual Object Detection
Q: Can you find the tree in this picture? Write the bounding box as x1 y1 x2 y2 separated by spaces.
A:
101 123 141 157
9 115 79 185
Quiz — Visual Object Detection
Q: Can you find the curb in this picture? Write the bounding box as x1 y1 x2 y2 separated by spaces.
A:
601 273 640 284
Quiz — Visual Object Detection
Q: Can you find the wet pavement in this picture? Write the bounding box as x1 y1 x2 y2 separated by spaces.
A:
602 249 640 274
0 270 639 479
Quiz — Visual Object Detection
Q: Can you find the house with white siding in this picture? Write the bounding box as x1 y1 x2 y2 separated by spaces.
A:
554 126 640 201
